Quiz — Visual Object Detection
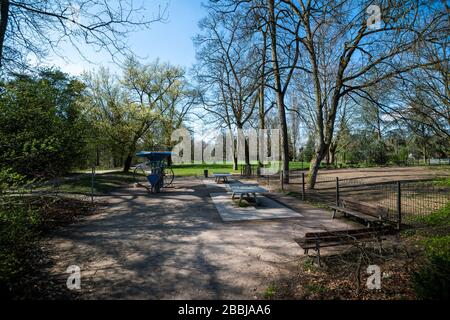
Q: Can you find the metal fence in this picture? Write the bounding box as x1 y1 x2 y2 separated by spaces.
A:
252 170 449 227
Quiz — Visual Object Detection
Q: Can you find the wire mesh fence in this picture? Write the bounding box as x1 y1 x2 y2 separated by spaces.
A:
252 169 449 226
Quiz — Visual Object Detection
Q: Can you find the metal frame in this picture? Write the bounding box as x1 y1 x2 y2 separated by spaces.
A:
134 152 176 193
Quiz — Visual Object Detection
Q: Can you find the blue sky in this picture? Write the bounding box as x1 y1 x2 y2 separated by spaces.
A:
47 0 206 75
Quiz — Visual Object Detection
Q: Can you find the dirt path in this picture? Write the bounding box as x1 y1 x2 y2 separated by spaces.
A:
44 178 350 300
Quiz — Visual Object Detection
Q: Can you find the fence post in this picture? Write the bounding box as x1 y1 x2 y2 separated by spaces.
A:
336 177 340 206
302 172 306 201
91 166 96 205
397 181 402 230
280 170 284 191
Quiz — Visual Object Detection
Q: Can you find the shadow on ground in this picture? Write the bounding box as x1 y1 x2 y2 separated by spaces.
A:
44 178 351 300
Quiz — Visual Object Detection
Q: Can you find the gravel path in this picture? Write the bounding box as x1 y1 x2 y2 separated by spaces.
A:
44 178 350 300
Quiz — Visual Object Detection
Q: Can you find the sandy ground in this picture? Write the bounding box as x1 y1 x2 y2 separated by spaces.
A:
292 166 449 183
43 177 351 300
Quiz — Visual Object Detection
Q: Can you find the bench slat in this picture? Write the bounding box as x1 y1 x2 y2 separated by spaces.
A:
304 227 385 238
296 239 384 250
330 206 381 221
295 227 390 247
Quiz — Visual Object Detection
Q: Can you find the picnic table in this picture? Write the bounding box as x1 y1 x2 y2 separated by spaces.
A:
229 184 268 205
213 173 232 184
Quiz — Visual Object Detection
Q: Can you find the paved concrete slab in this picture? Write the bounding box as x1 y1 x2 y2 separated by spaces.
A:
210 193 303 222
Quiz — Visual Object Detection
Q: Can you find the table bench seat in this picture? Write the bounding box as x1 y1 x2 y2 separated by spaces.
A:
294 227 392 266
330 199 388 227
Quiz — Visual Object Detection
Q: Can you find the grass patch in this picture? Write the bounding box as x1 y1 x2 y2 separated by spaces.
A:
304 282 328 295
412 235 450 300
410 202 450 227
433 177 450 187
37 172 136 195
263 284 277 299
302 258 318 272
172 164 240 177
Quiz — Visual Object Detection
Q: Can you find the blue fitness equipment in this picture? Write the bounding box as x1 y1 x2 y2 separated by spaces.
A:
134 152 176 193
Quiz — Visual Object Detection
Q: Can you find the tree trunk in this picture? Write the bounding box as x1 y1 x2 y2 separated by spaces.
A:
308 145 327 189
268 0 289 183
123 141 138 173
423 144 427 164
259 29 267 131
330 149 337 167
233 156 238 171
0 0 10 69
245 138 250 166
96 146 101 167
123 154 133 173
329 143 338 167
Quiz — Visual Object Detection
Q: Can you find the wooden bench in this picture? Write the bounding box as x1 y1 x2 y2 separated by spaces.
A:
295 227 390 266
330 199 389 228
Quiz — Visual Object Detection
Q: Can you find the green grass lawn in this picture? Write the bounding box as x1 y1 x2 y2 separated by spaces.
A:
37 172 136 195
172 162 315 176
172 164 240 177
58 163 449 196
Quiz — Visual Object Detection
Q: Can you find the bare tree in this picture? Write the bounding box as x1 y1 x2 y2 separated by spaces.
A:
0 0 167 72
194 8 260 169
267 0 303 182
284 0 447 188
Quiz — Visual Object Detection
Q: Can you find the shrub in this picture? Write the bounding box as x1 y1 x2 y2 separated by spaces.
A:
0 197 41 287
412 235 450 300
0 168 27 191
0 70 88 179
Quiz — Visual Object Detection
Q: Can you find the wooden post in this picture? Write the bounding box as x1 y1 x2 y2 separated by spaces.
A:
397 181 402 230
302 172 306 201
91 166 96 205
336 177 340 207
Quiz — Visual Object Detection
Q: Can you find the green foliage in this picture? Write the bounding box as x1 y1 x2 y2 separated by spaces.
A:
84 58 196 172
0 69 89 178
0 199 40 284
0 168 27 191
433 178 450 187
367 141 389 166
411 202 450 227
264 284 277 299
305 282 327 295
412 235 450 300
302 258 318 272
390 146 410 166
302 136 315 163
